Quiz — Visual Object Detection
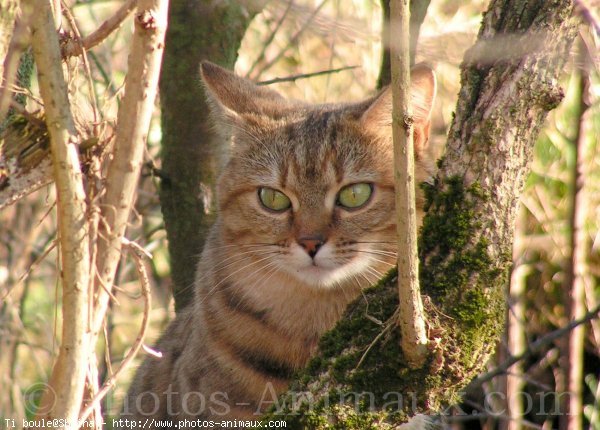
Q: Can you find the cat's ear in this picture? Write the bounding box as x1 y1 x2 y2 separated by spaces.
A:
200 61 294 123
360 64 436 154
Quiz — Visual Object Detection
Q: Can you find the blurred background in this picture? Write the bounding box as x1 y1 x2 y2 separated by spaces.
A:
0 0 598 428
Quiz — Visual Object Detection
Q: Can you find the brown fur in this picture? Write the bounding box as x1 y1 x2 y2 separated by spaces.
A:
121 62 437 424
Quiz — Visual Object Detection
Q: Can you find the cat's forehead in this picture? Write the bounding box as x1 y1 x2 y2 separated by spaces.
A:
265 107 374 181
234 106 388 190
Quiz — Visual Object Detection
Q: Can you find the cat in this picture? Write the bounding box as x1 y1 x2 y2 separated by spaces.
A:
120 61 436 425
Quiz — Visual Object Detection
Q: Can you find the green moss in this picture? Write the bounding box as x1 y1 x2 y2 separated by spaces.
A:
420 176 508 367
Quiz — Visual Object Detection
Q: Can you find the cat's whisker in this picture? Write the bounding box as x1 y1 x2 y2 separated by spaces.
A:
207 253 279 285
351 249 398 257
195 249 281 284
213 247 281 268
239 260 281 291
358 272 378 286
351 274 367 289
189 243 282 267
367 250 398 257
227 262 281 312
204 242 281 250
201 254 280 303
255 264 281 289
364 256 397 267
365 266 387 281
331 271 357 302
352 240 397 245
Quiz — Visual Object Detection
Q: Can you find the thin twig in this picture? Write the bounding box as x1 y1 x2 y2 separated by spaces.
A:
390 0 428 368
246 0 294 78
355 309 398 369
472 302 600 387
0 11 31 125
257 65 357 86
250 0 329 80
62 0 138 57
562 35 591 429
61 1 99 127
90 0 168 383
79 239 152 423
3 240 57 300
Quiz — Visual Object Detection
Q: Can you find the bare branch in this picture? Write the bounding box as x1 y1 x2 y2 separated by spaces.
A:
249 0 328 80
562 36 592 430
26 0 90 421
256 65 357 86
0 6 30 125
390 0 428 368
246 0 293 78
91 0 168 360
473 302 600 387
62 0 137 58
79 239 152 423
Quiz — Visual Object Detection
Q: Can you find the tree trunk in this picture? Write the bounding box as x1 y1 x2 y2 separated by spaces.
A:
264 1 578 427
158 0 264 311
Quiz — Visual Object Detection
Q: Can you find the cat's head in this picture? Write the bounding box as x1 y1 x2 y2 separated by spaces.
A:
201 62 436 290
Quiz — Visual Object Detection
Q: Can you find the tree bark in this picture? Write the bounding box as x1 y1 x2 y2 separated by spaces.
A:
27 0 91 423
158 0 264 311
264 1 578 427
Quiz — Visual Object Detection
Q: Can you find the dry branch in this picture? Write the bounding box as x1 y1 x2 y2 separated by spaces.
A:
62 0 137 58
390 0 428 368
91 0 167 362
473 302 600 387
26 0 90 422
0 0 139 209
563 37 592 430
256 65 357 86
0 3 28 124
248 0 327 80
79 240 152 423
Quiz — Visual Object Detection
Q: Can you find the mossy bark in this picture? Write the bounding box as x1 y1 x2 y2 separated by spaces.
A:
262 1 579 427
158 0 264 311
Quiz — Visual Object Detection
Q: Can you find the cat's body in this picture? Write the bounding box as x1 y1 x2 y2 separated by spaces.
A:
121 62 436 424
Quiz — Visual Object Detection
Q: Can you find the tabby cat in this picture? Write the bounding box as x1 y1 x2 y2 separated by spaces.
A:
121 61 436 423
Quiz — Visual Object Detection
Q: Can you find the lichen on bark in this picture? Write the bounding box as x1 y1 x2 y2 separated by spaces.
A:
259 0 579 427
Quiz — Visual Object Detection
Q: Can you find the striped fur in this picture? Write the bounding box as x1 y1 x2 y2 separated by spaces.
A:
122 62 437 424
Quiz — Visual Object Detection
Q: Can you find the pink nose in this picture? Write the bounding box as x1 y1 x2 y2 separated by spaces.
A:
297 236 325 258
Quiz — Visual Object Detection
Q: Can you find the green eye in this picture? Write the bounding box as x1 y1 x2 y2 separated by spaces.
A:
337 183 373 209
259 187 291 212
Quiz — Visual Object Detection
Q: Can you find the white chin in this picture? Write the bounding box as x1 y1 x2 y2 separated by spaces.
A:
294 265 341 288
290 262 365 289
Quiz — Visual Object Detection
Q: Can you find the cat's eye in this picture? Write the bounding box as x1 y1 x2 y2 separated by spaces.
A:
258 187 291 212
337 183 373 209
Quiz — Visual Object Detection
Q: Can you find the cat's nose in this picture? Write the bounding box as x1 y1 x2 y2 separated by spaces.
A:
298 235 325 259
